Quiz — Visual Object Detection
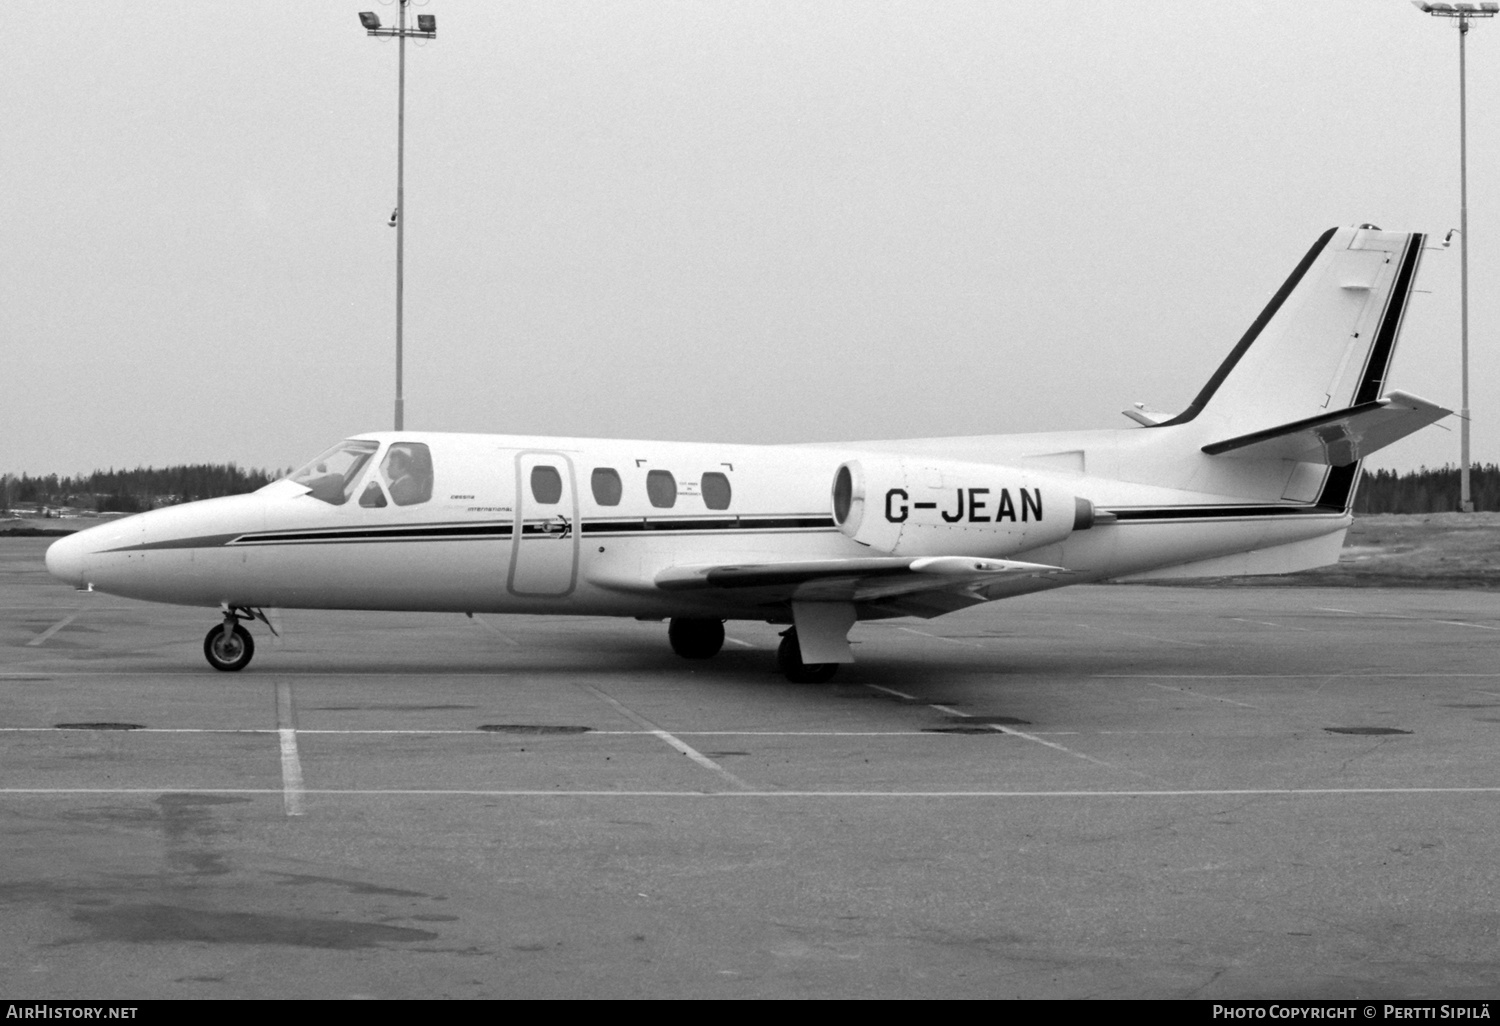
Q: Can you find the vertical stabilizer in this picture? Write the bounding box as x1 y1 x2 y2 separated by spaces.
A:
1160 227 1425 442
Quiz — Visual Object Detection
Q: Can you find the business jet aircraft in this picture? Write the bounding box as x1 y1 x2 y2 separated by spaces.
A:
46 225 1449 681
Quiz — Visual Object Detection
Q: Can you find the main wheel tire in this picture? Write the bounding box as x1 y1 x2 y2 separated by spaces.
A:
668 617 725 659
776 630 838 684
203 623 255 672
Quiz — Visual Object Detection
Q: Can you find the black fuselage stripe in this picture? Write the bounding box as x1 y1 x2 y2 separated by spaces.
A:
1108 505 1346 521
582 517 835 534
235 525 515 544
230 516 838 546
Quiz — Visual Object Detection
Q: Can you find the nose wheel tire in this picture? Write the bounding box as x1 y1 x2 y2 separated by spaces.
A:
204 623 255 672
776 629 838 684
668 618 726 659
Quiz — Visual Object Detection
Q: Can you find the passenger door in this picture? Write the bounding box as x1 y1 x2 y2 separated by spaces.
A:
508 452 578 597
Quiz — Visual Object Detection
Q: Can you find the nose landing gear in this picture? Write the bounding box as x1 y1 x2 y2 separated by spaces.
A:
202 606 275 672
204 621 254 672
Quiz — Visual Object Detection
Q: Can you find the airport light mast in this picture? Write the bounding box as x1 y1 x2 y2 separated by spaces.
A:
1413 1 1496 512
358 3 437 432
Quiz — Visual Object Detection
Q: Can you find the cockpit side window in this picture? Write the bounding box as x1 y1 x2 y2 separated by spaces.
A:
380 442 434 507
290 440 380 506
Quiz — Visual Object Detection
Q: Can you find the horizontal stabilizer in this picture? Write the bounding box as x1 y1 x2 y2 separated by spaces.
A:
1200 390 1450 466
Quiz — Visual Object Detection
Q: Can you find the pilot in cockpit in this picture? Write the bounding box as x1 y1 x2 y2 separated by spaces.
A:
381 443 433 507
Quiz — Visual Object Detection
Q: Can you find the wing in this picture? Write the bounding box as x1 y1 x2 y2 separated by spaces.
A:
589 554 1071 619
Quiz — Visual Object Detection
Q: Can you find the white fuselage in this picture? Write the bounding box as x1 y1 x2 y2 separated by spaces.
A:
44 426 1351 622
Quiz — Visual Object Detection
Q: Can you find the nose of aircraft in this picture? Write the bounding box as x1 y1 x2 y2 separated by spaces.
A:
45 531 90 588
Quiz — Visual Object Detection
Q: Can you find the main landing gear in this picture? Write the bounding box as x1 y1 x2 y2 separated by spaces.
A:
668 617 725 659
776 627 838 684
202 606 275 672
666 618 839 683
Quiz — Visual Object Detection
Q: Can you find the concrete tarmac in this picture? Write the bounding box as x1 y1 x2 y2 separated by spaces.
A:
2 536 1498 999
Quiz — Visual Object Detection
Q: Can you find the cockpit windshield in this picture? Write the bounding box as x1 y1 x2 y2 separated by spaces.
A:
288 440 380 506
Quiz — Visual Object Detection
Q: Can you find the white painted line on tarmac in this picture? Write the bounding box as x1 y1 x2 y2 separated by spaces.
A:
1094 673 1500 679
723 637 755 648
895 627 983 648
1229 618 1312 633
579 684 752 791
864 683 924 703
1315 607 1500 631
868 684 1121 770
275 681 305 817
25 612 80 647
1140 681 1259 710
4 786 1500 799
0 726 1057 737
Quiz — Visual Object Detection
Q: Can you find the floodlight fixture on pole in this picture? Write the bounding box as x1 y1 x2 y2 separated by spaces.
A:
1413 1 1495 512
358 3 437 432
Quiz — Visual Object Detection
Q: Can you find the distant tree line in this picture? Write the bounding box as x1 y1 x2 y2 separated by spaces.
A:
2 464 286 514
1354 464 1500 514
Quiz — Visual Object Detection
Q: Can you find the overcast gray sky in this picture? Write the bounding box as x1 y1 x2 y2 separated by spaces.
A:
2 0 1495 477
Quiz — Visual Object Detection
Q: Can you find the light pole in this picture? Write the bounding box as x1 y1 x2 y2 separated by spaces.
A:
359 4 437 432
1414 1 1495 513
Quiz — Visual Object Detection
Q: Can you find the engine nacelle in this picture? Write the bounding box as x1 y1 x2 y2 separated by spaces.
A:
832 457 1100 558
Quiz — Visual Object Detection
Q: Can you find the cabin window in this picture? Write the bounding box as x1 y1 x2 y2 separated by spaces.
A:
531 465 563 504
380 442 434 506
290 439 380 506
646 470 677 508
701 472 731 510
591 468 622 506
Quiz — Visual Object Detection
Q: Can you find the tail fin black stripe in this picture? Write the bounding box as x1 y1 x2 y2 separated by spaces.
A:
1313 233 1424 514
1155 227 1338 428
1351 233 1424 408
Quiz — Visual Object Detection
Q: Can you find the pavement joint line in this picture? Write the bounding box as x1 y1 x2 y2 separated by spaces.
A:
275 681 305 817
24 611 81 647
4 787 1500 798
1071 622 1206 648
578 684 752 791
1141 680 1260 709
468 615 520 646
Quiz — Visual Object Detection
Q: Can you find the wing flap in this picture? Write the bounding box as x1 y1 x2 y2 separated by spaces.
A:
1201 390 1450 466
